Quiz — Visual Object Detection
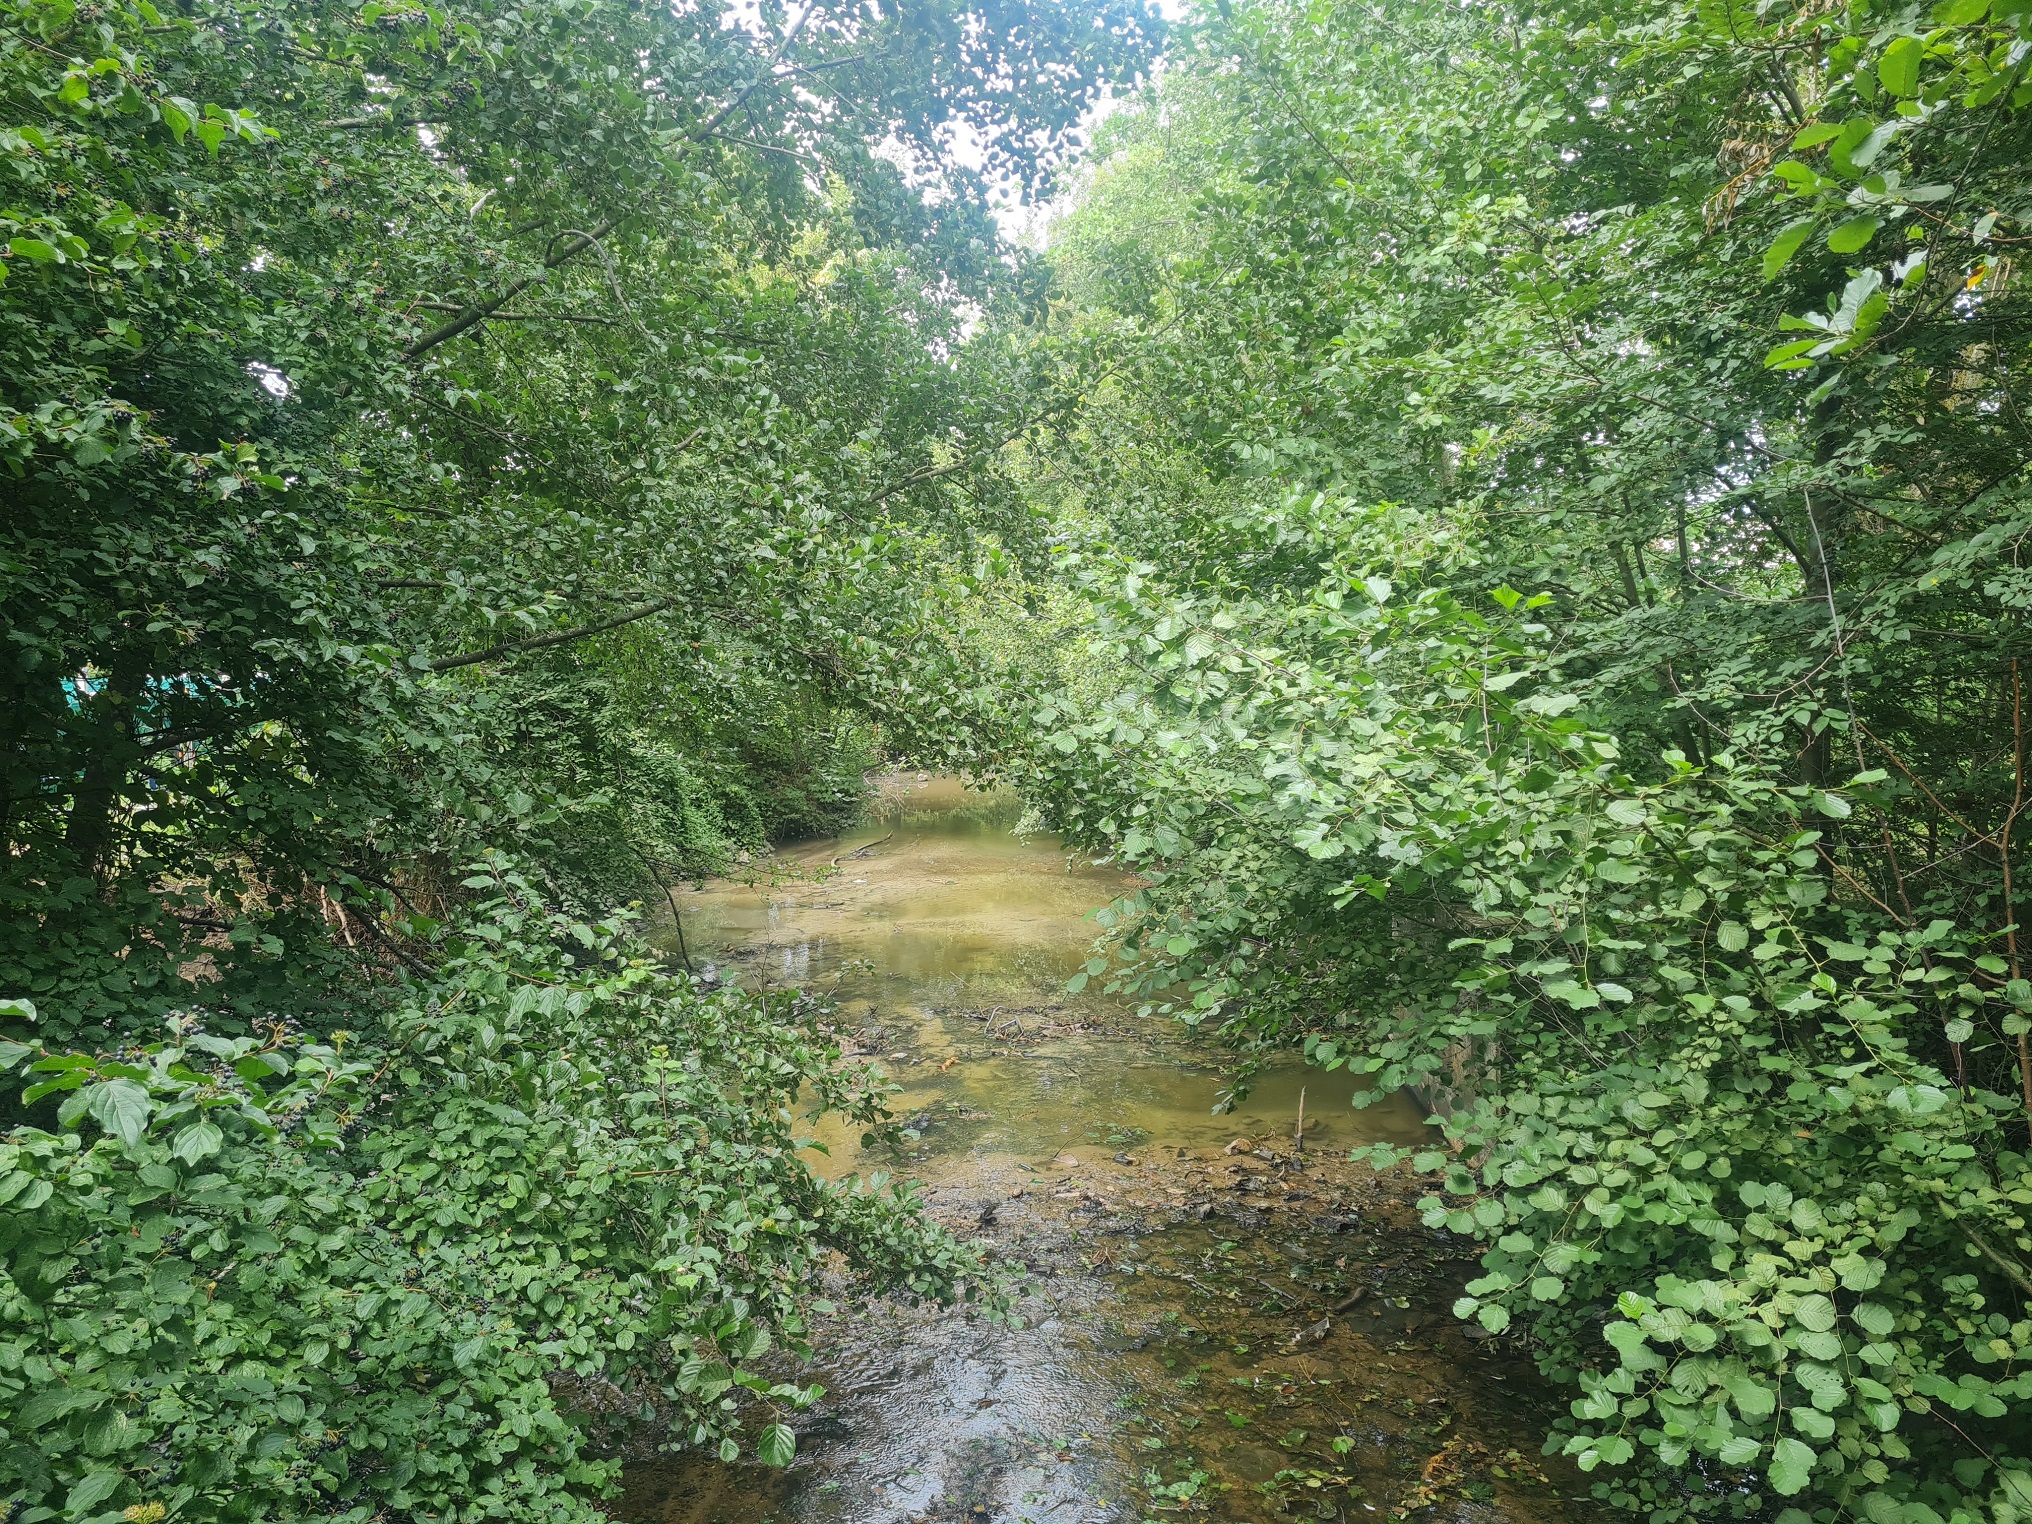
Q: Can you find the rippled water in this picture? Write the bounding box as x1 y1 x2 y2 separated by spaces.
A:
623 779 1595 1524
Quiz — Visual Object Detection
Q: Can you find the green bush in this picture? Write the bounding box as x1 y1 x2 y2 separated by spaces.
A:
0 861 988 1522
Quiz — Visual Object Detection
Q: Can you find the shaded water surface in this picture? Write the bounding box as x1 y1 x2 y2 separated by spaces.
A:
624 780 1592 1524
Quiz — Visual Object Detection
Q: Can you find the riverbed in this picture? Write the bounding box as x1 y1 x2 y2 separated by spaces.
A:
623 779 1592 1524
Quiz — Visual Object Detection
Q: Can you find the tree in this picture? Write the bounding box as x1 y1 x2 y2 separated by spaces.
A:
0 0 1159 1514
987 0 2032 1515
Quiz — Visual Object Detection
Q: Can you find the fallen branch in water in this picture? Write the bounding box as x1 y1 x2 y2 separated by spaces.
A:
830 831 894 867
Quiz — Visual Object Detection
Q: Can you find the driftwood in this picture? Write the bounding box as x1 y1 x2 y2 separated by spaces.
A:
830 831 894 868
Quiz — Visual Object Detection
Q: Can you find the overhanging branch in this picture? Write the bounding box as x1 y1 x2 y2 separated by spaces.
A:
407 300 622 327
691 1 818 141
404 217 619 359
428 596 677 671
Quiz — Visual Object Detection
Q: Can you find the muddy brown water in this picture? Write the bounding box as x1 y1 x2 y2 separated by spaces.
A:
624 779 1597 1524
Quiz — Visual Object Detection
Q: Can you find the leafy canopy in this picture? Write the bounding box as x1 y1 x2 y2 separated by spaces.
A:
0 0 1156 1516
975 0 2032 1518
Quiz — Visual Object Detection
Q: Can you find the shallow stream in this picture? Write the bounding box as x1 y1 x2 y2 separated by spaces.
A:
623 779 1594 1524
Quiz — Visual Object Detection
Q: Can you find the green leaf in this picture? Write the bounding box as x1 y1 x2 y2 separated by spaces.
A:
20 1385 107 1429
85 1078 153 1150
65 1470 122 1515
1878 35 1922 97
1846 122 1900 174
1765 339 1822 371
1827 217 1881 255
1717 922 1750 952
1769 1437 1817 1495
172 1120 224 1163
758 1422 797 1466
1721 1369 1777 1418
1792 1407 1836 1439
1795 1329 1843 1361
1829 117 1898 176
719 1437 740 1462
1764 219 1818 281
1794 1293 1837 1332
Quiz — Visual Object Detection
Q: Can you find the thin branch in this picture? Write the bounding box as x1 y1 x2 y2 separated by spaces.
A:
774 52 868 78
707 132 823 166
1963 1224 2032 1300
1855 720 1987 843
555 227 658 348
1764 59 1805 126
406 300 622 326
404 217 619 359
858 319 1187 506
428 597 678 672
324 113 444 130
692 2 818 141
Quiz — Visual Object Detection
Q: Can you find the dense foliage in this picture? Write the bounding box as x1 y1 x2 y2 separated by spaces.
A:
982 0 2032 1519
2 872 981 1522
22 0 2032 1514
0 0 1155 1514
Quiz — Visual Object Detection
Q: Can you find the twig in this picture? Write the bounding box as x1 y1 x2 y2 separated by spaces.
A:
405 300 622 326
428 596 677 671
405 217 619 358
1963 1223 2032 1299
691 2 818 140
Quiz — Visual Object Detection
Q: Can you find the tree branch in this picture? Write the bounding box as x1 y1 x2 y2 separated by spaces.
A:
407 300 622 326
707 132 823 166
428 597 677 671
1963 1223 2032 1300
404 217 619 359
864 402 1081 506
691 2 818 141
324 113 444 130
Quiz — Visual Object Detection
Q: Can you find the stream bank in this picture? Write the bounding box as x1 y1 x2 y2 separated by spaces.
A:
623 778 1596 1524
